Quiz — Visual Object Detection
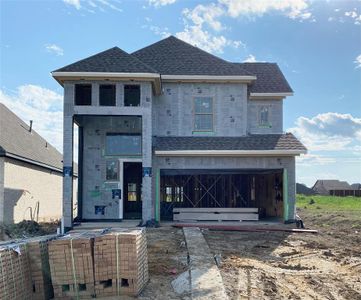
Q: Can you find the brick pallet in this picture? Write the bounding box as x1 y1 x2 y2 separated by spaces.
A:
0 242 33 300
48 232 99 299
0 235 56 300
27 235 56 300
94 228 148 297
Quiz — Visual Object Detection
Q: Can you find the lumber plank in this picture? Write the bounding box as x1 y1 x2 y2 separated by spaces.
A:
173 207 258 213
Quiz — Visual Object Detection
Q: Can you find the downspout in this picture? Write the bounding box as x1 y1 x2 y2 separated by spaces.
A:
283 168 289 222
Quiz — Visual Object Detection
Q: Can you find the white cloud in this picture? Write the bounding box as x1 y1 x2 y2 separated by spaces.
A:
63 0 81 10
176 25 240 54
149 25 171 38
219 0 312 20
148 0 176 7
45 44 64 56
289 112 361 151
183 4 224 31
63 0 122 13
344 9 361 25
354 54 361 68
0 85 63 153
243 54 257 62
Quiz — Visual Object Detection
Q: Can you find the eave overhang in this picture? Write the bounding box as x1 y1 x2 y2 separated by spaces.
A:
51 71 162 96
154 149 307 157
249 92 294 100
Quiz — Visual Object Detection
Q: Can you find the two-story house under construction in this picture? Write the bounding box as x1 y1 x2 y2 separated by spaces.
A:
52 36 306 230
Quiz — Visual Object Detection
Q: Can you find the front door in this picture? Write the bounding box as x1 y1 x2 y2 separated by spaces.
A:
123 162 142 219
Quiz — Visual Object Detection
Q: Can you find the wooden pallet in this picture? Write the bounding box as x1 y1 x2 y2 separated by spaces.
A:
173 207 259 221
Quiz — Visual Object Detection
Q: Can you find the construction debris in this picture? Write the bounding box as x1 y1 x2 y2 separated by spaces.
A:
173 223 318 234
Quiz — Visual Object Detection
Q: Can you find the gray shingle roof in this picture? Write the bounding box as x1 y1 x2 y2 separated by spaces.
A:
54 47 158 73
154 133 306 152
132 36 252 76
233 62 293 93
0 104 63 171
313 180 353 192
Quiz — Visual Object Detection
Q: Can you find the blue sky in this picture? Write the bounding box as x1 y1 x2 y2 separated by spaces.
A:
1 0 360 186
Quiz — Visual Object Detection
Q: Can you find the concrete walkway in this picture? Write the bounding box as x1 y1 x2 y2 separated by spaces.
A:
183 227 228 300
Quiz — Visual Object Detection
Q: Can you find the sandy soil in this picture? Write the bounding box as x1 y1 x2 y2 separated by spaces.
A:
139 208 361 299
138 227 190 300
203 209 361 300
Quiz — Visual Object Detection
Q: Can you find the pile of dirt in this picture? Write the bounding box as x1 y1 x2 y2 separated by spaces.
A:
1 220 59 240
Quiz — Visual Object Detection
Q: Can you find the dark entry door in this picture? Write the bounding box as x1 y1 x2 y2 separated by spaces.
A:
123 162 142 219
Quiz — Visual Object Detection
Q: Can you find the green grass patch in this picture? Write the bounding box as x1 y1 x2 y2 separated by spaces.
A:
296 194 361 211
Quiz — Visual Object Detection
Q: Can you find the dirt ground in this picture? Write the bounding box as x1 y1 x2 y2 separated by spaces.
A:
204 209 361 300
142 208 361 299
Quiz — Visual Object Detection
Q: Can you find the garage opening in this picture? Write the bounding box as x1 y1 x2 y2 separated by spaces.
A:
160 169 283 221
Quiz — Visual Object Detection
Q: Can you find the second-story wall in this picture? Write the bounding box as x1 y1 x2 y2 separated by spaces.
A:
247 99 283 134
153 82 248 137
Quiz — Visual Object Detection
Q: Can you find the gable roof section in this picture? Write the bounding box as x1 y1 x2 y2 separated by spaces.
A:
154 133 306 156
312 180 352 192
54 47 158 74
0 104 63 172
132 36 253 77
233 62 293 94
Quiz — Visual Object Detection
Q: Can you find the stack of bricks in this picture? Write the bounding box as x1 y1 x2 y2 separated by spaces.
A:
0 242 33 300
94 228 148 297
27 235 55 300
48 232 98 299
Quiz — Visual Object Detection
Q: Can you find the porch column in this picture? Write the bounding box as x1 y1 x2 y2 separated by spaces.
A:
63 115 74 230
284 156 296 222
141 94 153 222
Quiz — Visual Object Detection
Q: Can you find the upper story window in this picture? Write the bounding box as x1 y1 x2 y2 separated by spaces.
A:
75 84 92 106
259 106 270 127
99 84 116 106
194 97 213 131
124 85 140 107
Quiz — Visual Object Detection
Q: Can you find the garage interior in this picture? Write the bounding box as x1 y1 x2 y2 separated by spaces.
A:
160 169 284 221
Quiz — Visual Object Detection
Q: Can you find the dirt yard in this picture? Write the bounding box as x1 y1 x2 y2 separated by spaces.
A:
142 203 361 299
203 206 361 300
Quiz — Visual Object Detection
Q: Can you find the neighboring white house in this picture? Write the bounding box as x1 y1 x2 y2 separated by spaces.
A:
0 104 77 224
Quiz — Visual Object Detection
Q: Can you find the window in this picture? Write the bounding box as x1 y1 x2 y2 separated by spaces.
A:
259 106 270 126
127 183 137 201
105 133 142 156
99 84 116 106
75 84 92 105
124 85 140 106
106 160 118 181
194 97 213 131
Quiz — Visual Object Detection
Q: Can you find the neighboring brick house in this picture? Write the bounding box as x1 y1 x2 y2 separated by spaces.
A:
312 180 361 197
0 104 77 224
52 36 306 230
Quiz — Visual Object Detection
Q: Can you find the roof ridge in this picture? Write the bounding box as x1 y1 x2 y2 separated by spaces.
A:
53 46 158 74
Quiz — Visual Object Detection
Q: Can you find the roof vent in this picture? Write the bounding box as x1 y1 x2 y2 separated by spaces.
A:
29 120 33 132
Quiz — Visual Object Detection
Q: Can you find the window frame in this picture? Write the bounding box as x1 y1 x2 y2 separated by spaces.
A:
105 133 142 156
99 84 116 106
74 84 92 106
105 159 119 182
258 105 272 128
124 84 141 107
193 96 214 132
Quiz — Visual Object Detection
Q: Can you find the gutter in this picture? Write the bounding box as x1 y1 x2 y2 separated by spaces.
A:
4 152 63 174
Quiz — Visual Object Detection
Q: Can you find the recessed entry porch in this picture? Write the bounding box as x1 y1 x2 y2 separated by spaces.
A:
159 169 286 222
74 115 143 221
